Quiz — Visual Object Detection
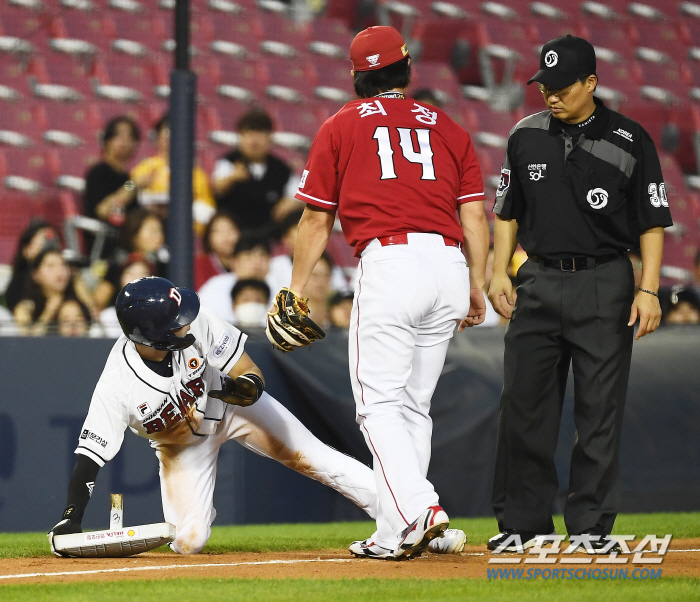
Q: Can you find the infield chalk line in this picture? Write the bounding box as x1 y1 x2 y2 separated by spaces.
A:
0 558 355 581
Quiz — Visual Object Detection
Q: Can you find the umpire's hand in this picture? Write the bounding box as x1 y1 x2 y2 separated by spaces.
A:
488 272 516 320
628 290 662 339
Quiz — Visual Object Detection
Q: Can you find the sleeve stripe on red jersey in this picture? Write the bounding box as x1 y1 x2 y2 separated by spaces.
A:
296 191 338 206
457 192 485 200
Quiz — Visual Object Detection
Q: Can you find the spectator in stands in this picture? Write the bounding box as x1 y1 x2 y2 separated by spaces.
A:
212 109 302 233
268 209 349 293
412 87 443 109
13 249 92 336
231 278 271 328
4 219 61 312
198 235 274 322
303 252 334 328
94 210 168 312
100 254 155 337
194 212 240 290
131 113 217 236
328 290 354 329
84 116 149 228
57 299 92 338
663 287 700 325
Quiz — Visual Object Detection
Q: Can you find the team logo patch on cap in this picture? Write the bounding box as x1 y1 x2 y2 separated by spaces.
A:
366 54 380 67
497 168 511 197
587 188 608 209
545 50 558 67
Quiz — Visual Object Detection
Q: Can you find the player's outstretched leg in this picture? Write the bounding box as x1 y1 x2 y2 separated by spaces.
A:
228 392 378 518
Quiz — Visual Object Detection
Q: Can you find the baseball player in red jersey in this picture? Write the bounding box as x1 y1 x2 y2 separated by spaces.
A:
280 26 490 559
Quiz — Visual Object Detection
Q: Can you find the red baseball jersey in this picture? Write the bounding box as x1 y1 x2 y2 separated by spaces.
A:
295 96 485 255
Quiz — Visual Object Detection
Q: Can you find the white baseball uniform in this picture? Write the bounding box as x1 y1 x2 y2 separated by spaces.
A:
75 307 377 554
295 94 485 548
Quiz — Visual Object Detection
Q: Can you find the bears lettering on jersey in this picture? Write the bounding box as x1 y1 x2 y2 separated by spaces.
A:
143 377 206 434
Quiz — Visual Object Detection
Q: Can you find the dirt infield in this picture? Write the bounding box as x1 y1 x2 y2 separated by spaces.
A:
2 540 699 584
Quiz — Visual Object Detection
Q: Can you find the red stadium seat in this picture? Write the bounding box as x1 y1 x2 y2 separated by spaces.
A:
577 17 636 61
0 147 58 194
30 52 96 100
0 54 33 100
629 19 689 63
213 55 268 101
208 12 262 56
35 101 102 147
93 54 168 102
309 17 354 58
260 56 317 103
309 54 355 103
410 61 465 106
265 100 327 142
54 143 101 192
410 18 478 84
0 7 50 47
49 11 111 52
0 102 41 146
106 9 168 54
206 97 253 131
259 11 311 57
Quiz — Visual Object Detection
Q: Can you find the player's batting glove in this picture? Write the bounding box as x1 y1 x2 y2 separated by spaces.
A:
48 505 82 557
208 374 264 407
265 288 326 352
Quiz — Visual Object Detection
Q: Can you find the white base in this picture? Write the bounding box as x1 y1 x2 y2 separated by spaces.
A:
51 523 176 558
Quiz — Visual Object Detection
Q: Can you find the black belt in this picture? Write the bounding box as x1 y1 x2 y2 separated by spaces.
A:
529 253 621 272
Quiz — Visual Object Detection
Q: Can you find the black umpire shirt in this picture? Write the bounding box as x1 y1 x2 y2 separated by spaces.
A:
493 97 673 258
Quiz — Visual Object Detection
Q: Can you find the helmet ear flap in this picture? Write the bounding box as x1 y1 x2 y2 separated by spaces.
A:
164 332 196 351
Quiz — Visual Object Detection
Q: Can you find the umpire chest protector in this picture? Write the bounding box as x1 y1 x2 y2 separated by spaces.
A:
494 97 673 258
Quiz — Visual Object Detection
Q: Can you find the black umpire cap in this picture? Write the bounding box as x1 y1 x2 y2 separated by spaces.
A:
528 35 596 90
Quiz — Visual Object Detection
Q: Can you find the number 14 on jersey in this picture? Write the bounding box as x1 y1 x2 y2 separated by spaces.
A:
373 126 436 181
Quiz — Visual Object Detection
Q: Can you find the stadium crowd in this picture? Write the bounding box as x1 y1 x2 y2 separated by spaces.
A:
1 101 700 337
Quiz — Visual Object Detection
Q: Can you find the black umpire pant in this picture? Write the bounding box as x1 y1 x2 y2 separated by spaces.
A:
492 255 634 536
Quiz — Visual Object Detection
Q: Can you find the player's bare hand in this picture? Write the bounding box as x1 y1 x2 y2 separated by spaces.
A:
628 291 661 339
488 272 516 320
133 167 156 190
231 161 250 183
208 375 259 407
458 288 486 331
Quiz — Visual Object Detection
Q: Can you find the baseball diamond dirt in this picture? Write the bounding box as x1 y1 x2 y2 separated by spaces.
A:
1 541 699 585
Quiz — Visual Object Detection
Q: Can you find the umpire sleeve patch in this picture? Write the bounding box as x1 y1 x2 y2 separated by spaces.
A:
496 168 511 198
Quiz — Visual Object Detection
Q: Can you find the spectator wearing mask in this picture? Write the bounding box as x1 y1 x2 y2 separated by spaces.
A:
194 212 240 290
198 235 274 322
94 210 168 311
84 116 150 229
211 109 302 232
13 249 92 336
268 210 349 293
231 278 271 328
130 113 217 235
5 219 61 312
99 254 156 337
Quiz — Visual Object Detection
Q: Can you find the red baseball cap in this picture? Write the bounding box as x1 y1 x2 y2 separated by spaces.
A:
350 26 409 72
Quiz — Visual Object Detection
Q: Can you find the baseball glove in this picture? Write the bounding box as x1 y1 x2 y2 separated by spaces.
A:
266 288 326 352
208 374 262 407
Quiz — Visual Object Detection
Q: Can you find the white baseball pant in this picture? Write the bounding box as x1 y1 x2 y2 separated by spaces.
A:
154 392 378 554
349 233 470 549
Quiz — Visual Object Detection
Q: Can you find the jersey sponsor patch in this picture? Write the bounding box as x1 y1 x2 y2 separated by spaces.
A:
80 429 108 448
587 187 609 209
496 168 511 197
213 330 233 359
528 163 547 181
188 357 200 370
299 169 309 189
137 402 151 417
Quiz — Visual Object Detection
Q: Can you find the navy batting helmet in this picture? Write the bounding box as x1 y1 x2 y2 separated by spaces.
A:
115 276 200 351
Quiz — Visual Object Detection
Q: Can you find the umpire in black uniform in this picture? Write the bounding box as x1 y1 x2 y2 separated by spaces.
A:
487 35 673 553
